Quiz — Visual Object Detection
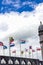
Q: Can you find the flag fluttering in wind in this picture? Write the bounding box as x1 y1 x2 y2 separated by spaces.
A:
9 37 15 56
21 51 24 54
9 37 15 47
29 51 31 54
3 45 7 49
29 46 32 49
29 46 32 58
10 42 15 47
32 49 35 52
37 48 41 51
19 39 26 56
0 42 3 46
20 39 26 44
9 37 14 42
12 50 16 53
25 48 28 52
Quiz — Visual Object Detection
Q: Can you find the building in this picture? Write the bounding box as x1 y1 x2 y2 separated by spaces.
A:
38 21 43 60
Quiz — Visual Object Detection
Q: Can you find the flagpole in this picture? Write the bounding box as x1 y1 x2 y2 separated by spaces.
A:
29 48 30 58
20 43 21 57
25 48 26 57
9 38 11 57
29 47 31 58
9 41 11 56
36 48 38 59
32 50 33 58
3 46 5 56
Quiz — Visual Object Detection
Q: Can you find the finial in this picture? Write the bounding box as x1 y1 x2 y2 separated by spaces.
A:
40 21 42 25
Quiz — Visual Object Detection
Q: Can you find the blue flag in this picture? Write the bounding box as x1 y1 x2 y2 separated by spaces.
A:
10 40 15 47
3 45 7 49
10 44 15 47
20 40 26 44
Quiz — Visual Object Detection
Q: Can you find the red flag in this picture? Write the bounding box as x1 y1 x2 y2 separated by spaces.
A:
0 42 3 46
32 50 35 52
37 48 41 51
29 46 32 49
12 50 16 53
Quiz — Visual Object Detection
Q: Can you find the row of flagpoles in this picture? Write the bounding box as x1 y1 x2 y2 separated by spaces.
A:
0 37 41 59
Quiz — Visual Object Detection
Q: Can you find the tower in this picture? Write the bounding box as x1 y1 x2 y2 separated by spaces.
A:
38 21 43 60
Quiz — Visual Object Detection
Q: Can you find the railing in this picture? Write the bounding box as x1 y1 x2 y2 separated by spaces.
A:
0 56 43 65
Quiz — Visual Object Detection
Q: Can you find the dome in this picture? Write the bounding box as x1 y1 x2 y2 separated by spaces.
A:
38 22 43 32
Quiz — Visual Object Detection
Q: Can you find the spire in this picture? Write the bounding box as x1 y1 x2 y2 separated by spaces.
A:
40 21 42 25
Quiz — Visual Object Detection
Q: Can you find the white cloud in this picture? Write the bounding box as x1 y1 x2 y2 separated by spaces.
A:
0 3 43 60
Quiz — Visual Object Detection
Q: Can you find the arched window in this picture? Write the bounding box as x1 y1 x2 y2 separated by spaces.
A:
32 61 36 65
27 61 31 65
8 59 13 64
40 63 41 65
21 60 26 65
15 59 19 64
1 58 6 64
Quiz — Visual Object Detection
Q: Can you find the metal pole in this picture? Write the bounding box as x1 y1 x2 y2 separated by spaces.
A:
20 43 21 57
9 41 11 56
32 51 33 58
36 50 38 59
25 48 26 57
3 46 5 56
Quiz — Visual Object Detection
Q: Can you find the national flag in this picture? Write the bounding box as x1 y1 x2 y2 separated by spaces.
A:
10 40 15 47
9 37 14 43
37 48 41 51
20 39 26 44
25 48 28 52
12 50 16 53
0 42 3 46
32 50 35 52
21 51 24 54
29 46 32 49
3 45 7 49
29 51 31 54
9 37 15 47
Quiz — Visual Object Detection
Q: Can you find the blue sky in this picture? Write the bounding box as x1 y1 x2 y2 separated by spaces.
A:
0 0 43 13
0 0 43 60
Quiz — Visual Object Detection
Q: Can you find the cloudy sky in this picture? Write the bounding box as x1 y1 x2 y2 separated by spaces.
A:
0 0 43 60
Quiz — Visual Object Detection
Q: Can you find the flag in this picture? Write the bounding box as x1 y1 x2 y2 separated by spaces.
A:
10 41 15 47
20 39 26 44
32 50 35 52
12 50 16 53
0 42 3 46
9 37 15 47
37 48 41 51
25 48 28 52
29 46 32 49
21 51 24 54
29 51 31 54
9 37 14 42
3 45 7 49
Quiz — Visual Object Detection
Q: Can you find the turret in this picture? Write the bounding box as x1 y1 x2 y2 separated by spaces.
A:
38 21 43 60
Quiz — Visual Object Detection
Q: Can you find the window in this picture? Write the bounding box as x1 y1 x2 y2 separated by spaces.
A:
8 59 13 64
1 58 6 64
15 59 19 64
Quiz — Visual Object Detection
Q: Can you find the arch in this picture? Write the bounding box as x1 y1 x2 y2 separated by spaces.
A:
40 63 42 65
8 59 13 64
15 59 20 64
27 61 31 65
1 58 6 64
32 61 36 65
21 60 26 65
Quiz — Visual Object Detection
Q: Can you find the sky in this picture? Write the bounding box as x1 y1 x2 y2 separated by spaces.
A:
0 0 43 60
